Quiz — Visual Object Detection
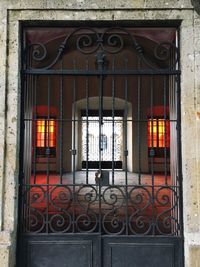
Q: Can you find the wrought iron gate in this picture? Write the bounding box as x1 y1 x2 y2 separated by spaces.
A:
18 25 183 267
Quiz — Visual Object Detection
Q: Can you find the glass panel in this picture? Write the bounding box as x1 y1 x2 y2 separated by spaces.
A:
148 118 170 148
47 119 56 147
36 119 45 147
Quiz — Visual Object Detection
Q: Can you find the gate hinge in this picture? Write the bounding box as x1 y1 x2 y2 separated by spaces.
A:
124 150 128 156
176 123 181 131
70 149 76 155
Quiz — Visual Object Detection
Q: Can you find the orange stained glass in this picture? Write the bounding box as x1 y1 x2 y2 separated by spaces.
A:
158 120 165 147
36 119 56 148
36 120 45 147
46 120 56 147
148 119 170 148
148 119 157 147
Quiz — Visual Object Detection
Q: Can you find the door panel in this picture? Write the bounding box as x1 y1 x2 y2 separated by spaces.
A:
103 237 183 267
18 235 100 267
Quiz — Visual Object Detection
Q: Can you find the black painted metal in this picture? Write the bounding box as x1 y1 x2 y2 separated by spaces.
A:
18 25 183 267
103 236 183 267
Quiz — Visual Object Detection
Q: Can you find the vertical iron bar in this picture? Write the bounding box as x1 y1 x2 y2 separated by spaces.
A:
86 59 89 184
33 75 37 184
124 59 128 235
124 60 128 186
150 75 155 235
46 75 51 233
112 57 115 185
176 28 184 265
27 51 32 187
163 75 168 185
23 74 28 187
72 60 77 233
174 40 179 233
96 51 105 237
170 74 175 234
29 74 33 185
27 73 32 232
60 60 64 184
20 69 26 233
72 61 77 185
28 72 34 231
24 48 32 231
98 74 103 236
174 74 178 235
137 59 141 184
177 73 183 236
99 75 103 172
175 74 179 235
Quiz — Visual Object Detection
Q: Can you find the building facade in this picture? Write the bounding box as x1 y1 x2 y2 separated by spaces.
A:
0 0 199 266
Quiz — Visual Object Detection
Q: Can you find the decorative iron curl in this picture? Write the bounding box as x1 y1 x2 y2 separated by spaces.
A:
153 41 178 68
129 186 151 208
26 208 45 233
155 186 178 207
102 210 125 235
26 27 179 71
30 185 46 204
29 43 47 61
75 212 98 233
49 211 72 233
129 211 152 235
129 214 152 235
76 185 98 209
101 32 124 54
102 186 125 208
155 186 179 235
49 185 72 210
75 185 98 232
128 186 152 235
155 210 179 236
76 34 99 54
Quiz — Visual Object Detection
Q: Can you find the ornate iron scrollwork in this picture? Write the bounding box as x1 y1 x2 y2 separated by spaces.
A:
21 26 181 237
155 186 179 235
26 27 178 70
129 186 152 235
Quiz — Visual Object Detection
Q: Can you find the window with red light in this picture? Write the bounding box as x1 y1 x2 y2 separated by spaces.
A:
148 118 170 148
36 118 56 157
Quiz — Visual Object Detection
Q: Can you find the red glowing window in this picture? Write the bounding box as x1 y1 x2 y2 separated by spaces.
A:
36 118 56 156
148 118 170 148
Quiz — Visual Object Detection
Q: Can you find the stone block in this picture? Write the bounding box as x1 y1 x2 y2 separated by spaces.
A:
145 0 192 9
189 246 200 267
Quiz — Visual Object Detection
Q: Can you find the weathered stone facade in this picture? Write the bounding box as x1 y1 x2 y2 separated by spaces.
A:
0 0 199 266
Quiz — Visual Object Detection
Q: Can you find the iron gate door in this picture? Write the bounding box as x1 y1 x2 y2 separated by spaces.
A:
18 25 183 267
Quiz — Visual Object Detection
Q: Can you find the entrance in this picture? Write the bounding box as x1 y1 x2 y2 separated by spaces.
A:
81 110 124 169
18 25 183 266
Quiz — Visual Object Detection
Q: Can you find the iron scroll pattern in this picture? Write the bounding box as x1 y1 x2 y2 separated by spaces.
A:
26 27 179 71
21 183 180 236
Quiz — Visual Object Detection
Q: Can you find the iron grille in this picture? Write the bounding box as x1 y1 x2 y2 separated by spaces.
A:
20 26 182 236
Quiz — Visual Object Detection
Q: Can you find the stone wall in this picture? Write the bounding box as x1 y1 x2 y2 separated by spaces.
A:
0 0 199 266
